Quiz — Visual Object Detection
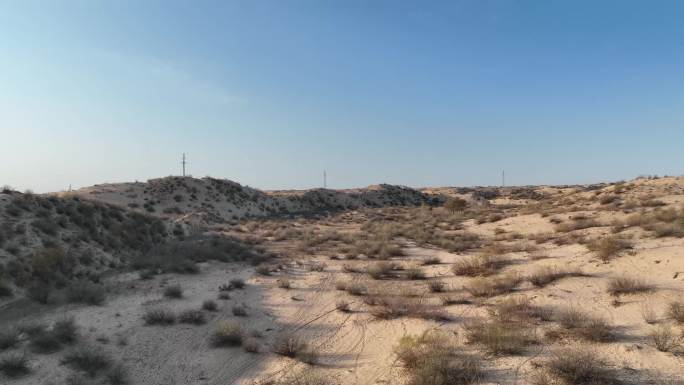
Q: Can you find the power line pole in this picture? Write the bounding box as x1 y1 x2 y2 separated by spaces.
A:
502 170 505 187
182 153 187 177
323 169 327 189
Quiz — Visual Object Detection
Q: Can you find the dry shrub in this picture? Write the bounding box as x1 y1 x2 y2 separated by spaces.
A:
649 325 683 352
335 300 351 312
212 321 244 347
440 294 472 306
394 331 482 385
0 353 30 378
555 218 601 233
452 254 510 277
607 276 653 296
342 264 364 274
345 282 367 296
405 266 426 280
536 348 620 385
555 307 616 342
422 256 441 265
428 280 446 293
142 308 176 325
464 321 536 355
668 300 684 323
179 309 206 325
528 266 585 287
464 274 522 298
489 296 552 323
272 333 316 363
366 261 397 279
587 237 632 261
264 368 336 385
370 297 451 321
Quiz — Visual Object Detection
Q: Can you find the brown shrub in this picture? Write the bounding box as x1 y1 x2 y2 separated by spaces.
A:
464 274 523 298
668 300 684 323
587 236 632 261
606 276 653 296
452 254 510 277
528 266 585 287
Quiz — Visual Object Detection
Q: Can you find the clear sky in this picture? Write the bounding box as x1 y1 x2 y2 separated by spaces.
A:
1 0 683 193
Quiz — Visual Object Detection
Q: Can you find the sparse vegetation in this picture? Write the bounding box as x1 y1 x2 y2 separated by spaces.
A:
179 309 206 325
61 346 112 376
65 280 107 305
537 348 619 385
587 236 632 261
649 325 683 352
528 266 584 287
668 300 684 323
163 284 183 299
202 299 218 311
452 254 510 277
142 308 176 325
607 276 653 296
212 321 244 347
0 353 30 378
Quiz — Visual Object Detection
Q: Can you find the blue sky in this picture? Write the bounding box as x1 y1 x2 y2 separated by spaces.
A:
1 0 683 192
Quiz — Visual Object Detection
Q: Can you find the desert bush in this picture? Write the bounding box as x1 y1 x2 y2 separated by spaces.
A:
106 364 129 385
229 278 246 289
336 300 351 312
179 309 206 325
202 300 218 311
334 281 347 291
555 218 601 233
366 261 397 279
26 281 52 304
465 321 536 355
528 266 584 287
555 307 616 342
607 276 653 296
277 279 291 289
394 331 482 385
163 284 183 299
29 331 63 353
539 348 619 385
0 353 30 378
66 281 107 306
440 294 472 305
464 274 522 297
272 333 308 358
405 266 426 280
668 301 684 323
255 265 274 276
587 236 632 261
428 280 446 293
212 321 244 347
232 305 248 317
0 328 20 350
52 316 78 343
422 256 441 265
218 292 231 300
142 308 176 325
649 325 683 352
243 337 260 353
640 303 658 324
452 254 510 277
345 282 367 296
17 322 47 337
265 368 335 385
489 296 552 323
61 346 111 376
0 280 12 297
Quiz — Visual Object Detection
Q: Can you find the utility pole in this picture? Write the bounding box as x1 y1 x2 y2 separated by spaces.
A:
323 169 327 189
502 170 505 187
182 153 187 177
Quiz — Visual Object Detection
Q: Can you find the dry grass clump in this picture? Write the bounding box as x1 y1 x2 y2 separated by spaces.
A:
65 281 107 306
179 309 206 325
555 218 601 233
202 299 218 311
489 296 552 323
464 274 523 297
0 353 30 378
528 266 585 287
427 280 446 293
61 346 112 376
345 282 368 296
263 368 336 385
422 256 441 265
163 284 183 299
452 254 510 277
554 307 616 342
342 264 365 274
394 331 482 385
335 300 351 312
586 236 632 261
440 294 472 306
212 321 244 347
668 300 684 323
649 325 683 352
142 308 176 325
0 328 20 350
366 261 398 279
232 305 248 317
277 278 291 289
606 276 653 296
272 333 317 363
405 266 426 280
533 348 620 385
464 321 536 355
369 297 451 321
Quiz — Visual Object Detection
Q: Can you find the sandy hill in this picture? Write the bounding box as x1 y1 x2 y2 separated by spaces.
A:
67 176 444 224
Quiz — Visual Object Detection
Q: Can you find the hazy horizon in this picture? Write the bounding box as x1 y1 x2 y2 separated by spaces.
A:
2 1 683 193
